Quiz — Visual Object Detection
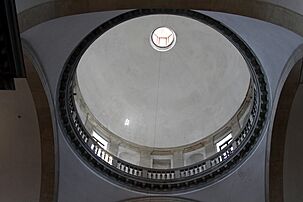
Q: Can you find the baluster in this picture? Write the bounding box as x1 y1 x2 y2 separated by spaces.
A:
171 172 175 179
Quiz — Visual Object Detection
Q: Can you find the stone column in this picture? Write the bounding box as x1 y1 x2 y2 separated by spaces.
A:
205 141 216 158
173 150 184 168
231 117 241 134
139 151 151 168
84 115 94 134
108 138 120 156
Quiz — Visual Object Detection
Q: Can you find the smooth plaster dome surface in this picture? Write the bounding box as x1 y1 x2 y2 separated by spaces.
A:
77 14 251 148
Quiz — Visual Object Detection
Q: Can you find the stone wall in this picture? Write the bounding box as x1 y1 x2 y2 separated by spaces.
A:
15 0 303 36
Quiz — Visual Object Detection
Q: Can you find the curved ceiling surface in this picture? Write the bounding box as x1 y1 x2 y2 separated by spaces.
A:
77 14 251 148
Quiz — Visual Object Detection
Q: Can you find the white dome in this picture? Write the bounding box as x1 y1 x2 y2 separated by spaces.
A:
76 14 251 148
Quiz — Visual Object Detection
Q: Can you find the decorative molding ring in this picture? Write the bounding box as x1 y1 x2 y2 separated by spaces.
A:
57 9 269 193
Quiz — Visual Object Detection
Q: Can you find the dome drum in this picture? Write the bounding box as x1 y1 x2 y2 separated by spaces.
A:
73 78 255 168
58 9 269 193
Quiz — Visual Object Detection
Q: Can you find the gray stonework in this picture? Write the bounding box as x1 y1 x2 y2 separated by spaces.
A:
20 10 303 202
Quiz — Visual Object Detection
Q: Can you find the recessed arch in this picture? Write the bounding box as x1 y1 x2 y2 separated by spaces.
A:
268 46 303 202
22 44 57 202
17 0 303 38
186 153 204 165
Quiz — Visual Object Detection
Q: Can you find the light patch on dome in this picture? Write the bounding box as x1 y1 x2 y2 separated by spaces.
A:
150 27 176 52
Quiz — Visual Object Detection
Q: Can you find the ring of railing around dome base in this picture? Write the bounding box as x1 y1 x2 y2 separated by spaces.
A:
58 9 269 193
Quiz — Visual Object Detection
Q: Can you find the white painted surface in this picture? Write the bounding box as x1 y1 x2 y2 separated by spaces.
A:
184 147 206 166
0 79 41 202
118 146 140 165
77 14 250 148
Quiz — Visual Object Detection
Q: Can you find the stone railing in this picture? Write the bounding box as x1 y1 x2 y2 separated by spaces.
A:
67 82 257 179
72 74 254 168
58 9 269 192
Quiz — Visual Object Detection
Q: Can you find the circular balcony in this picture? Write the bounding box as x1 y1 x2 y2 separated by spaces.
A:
58 9 269 193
